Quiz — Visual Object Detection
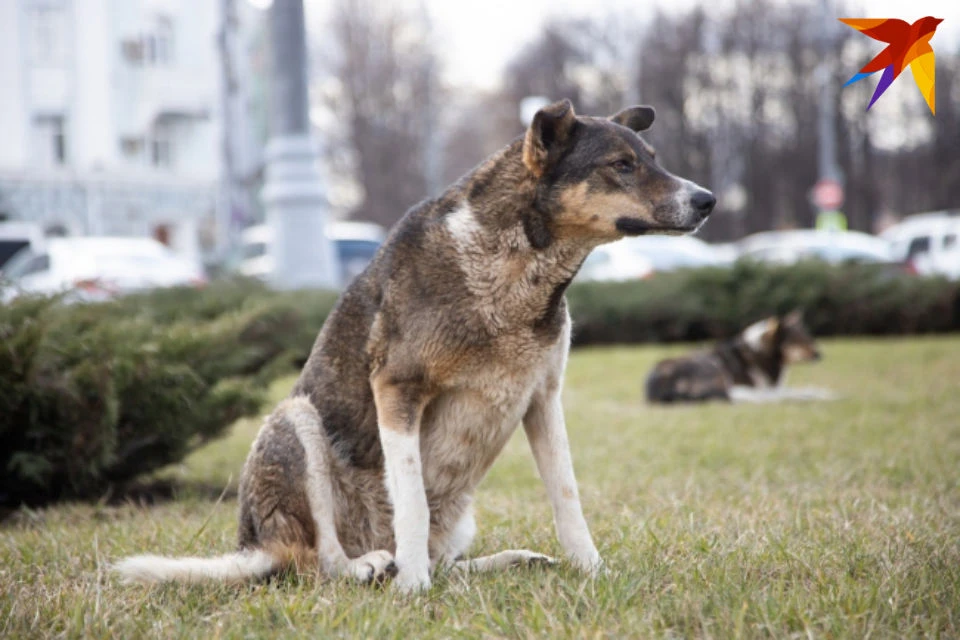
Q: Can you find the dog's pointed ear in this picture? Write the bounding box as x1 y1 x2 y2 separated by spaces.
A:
609 106 656 133
744 316 781 349
523 99 577 177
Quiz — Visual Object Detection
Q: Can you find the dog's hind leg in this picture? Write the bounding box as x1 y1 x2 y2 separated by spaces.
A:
454 550 556 574
274 398 396 583
434 503 477 565
433 506 554 574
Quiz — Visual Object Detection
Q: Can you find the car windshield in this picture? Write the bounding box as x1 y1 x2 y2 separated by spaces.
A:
0 240 30 269
907 236 931 258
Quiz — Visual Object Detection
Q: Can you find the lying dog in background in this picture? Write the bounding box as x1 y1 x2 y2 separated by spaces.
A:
114 99 716 593
646 311 835 404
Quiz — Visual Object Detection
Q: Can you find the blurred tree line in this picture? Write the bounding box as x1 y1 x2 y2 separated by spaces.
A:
313 0 960 240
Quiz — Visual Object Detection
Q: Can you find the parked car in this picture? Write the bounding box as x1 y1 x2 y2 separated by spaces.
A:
736 230 897 266
880 210 960 279
239 221 386 285
579 242 655 282
1 237 206 301
578 235 725 282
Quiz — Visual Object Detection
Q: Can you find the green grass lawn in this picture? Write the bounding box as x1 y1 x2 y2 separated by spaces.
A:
2 337 959 638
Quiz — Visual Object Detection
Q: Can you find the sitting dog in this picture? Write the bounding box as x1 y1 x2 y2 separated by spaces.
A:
115 99 715 592
646 311 833 404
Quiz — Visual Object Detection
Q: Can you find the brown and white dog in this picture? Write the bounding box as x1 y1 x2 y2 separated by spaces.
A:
645 311 834 404
115 100 715 592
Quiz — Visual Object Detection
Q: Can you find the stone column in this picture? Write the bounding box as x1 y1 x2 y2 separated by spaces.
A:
262 0 339 289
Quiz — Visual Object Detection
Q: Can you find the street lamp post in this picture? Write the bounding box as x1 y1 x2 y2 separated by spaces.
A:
262 0 339 289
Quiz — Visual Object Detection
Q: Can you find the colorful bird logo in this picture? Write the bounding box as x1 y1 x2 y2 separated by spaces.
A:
840 17 943 114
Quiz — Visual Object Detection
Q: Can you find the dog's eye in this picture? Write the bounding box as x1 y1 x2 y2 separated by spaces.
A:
611 160 633 173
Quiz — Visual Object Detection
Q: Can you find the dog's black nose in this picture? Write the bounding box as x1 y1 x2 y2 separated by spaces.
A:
691 191 716 218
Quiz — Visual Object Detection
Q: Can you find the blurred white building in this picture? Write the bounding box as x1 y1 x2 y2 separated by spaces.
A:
0 0 267 261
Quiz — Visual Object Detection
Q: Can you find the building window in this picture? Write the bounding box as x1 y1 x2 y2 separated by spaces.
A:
150 122 174 168
145 17 174 66
29 5 69 66
120 38 144 64
120 137 143 160
33 115 67 167
121 17 174 66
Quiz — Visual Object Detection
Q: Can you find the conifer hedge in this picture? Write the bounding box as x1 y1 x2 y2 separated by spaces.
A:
0 280 337 507
566 261 960 345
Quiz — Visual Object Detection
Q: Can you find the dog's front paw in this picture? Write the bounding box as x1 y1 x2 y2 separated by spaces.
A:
505 550 557 567
569 550 604 577
346 550 396 585
391 565 431 594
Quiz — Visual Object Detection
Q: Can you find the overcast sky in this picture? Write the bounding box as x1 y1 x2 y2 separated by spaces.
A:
300 0 960 90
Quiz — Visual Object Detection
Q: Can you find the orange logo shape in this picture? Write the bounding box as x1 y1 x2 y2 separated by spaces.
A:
840 17 942 114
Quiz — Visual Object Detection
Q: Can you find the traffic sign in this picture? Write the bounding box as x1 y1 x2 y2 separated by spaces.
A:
810 178 844 211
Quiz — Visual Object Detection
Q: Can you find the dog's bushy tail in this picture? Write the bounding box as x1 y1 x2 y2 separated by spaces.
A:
113 549 280 585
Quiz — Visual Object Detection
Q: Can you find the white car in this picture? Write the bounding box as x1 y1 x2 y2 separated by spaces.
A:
736 230 895 265
578 235 725 282
239 221 386 286
1 237 206 301
880 211 960 279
